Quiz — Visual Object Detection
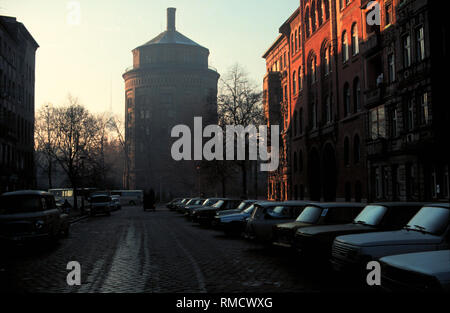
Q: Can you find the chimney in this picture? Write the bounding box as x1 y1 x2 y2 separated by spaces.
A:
167 8 176 31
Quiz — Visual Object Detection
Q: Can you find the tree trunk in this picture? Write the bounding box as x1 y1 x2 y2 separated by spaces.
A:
47 157 53 189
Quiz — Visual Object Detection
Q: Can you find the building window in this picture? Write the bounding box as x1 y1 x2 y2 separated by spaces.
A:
419 92 429 125
391 108 398 137
351 23 359 56
309 56 317 84
385 4 392 26
311 0 317 32
405 98 414 131
323 46 330 76
344 83 351 116
311 99 317 129
298 27 302 49
388 53 395 82
324 0 330 20
318 0 323 26
370 106 386 139
403 35 411 68
298 67 302 91
353 77 361 112
342 31 349 62
325 95 332 124
291 35 294 54
344 137 350 166
293 71 297 95
353 134 360 164
295 30 298 52
416 27 425 61
299 108 304 134
293 111 298 136
305 7 311 37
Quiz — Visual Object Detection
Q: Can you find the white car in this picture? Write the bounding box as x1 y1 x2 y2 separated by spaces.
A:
331 203 450 273
380 250 450 292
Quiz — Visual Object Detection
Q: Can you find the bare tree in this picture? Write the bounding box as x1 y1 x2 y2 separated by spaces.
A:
35 103 57 188
50 95 100 211
217 64 264 198
106 114 129 189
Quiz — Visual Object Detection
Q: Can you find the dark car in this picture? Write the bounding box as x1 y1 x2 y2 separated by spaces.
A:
273 202 365 250
244 201 314 243
89 195 114 216
192 199 242 225
167 198 183 210
0 190 70 243
176 198 205 214
184 198 225 219
215 201 272 235
215 200 257 217
293 202 425 259
172 198 191 212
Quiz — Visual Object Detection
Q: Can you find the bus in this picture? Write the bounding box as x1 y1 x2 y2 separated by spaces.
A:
111 190 143 206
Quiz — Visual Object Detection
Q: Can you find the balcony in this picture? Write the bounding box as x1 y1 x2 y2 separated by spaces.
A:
364 86 383 107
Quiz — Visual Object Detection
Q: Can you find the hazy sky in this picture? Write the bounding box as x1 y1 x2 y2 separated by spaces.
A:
0 0 298 116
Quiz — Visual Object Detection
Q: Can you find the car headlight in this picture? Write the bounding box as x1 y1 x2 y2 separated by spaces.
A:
35 220 45 230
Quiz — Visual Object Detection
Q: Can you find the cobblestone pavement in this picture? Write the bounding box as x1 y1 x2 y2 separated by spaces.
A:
0 205 358 293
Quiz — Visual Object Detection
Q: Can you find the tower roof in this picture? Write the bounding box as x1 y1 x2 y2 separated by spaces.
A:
138 8 205 49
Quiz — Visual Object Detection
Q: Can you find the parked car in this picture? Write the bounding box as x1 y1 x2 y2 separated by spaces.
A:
111 195 122 211
331 203 450 273
172 198 190 212
215 200 257 217
176 198 205 214
215 201 272 235
380 250 450 292
167 198 183 210
272 202 364 250
184 198 225 219
293 202 424 258
191 199 242 225
89 195 114 216
0 190 70 243
244 201 313 243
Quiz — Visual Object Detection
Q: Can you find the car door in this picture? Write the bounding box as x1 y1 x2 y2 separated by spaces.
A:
43 196 60 235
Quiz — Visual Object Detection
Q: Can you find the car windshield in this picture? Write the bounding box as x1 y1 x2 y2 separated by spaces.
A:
237 201 248 211
193 199 203 205
296 206 322 224
354 205 388 226
243 204 255 214
213 200 225 208
0 195 43 214
91 196 110 203
185 199 195 205
405 207 450 235
268 205 290 217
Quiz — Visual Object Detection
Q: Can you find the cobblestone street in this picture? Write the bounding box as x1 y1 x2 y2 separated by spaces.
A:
0 205 356 293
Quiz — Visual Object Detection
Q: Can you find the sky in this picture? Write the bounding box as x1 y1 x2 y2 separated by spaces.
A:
0 0 298 116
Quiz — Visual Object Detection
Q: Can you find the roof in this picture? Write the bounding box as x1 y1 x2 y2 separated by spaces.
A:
369 202 427 208
140 30 204 48
1 190 50 197
262 34 285 59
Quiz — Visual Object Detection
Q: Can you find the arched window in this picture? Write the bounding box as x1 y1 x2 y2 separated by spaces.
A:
351 23 359 55
299 150 304 172
298 67 302 91
293 111 298 135
293 71 297 95
311 1 317 32
299 108 304 134
344 82 351 116
305 7 311 37
291 35 294 54
311 98 317 129
342 31 349 62
324 0 330 20
298 26 301 49
353 77 361 112
293 152 298 172
295 30 298 52
344 136 350 166
322 45 330 76
353 134 360 164
309 55 317 84
325 94 332 123
318 0 323 26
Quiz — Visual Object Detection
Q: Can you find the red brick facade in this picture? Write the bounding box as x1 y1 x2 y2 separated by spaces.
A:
263 0 449 202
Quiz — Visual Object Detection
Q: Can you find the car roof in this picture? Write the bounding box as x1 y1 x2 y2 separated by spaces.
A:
303 202 366 208
424 203 450 209
280 200 317 206
369 202 427 208
1 190 52 197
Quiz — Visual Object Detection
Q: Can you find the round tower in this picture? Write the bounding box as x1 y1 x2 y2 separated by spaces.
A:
123 8 219 195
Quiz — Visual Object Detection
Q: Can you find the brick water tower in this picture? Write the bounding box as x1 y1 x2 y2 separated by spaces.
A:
123 8 219 196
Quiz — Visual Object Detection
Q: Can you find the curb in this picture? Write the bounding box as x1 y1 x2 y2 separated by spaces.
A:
69 214 89 224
